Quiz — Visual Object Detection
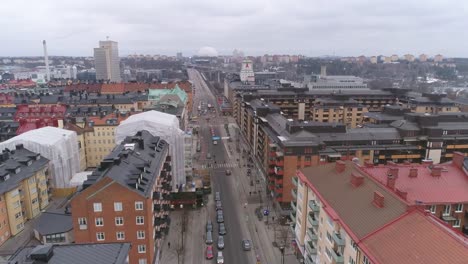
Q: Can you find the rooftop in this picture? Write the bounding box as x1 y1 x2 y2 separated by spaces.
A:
0 144 49 195
298 161 408 239
8 243 131 264
361 210 468 264
361 154 468 204
34 212 73 236
82 130 169 198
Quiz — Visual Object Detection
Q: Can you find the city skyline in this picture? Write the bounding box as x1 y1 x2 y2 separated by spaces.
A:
1 0 468 57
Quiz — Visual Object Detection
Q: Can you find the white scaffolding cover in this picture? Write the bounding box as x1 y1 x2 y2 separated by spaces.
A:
0 127 81 189
115 111 186 187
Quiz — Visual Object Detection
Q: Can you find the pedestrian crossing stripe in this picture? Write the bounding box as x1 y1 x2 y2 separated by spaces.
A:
199 163 239 169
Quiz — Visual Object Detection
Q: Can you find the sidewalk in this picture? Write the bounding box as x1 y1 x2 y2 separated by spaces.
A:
158 211 183 264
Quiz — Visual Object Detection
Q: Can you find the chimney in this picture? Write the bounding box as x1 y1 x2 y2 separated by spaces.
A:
422 160 433 166
336 160 346 173
386 174 396 190
373 191 385 208
388 167 399 178
431 166 442 177
409 167 418 178
320 66 327 77
350 173 364 187
396 188 408 200
364 160 374 168
452 152 465 169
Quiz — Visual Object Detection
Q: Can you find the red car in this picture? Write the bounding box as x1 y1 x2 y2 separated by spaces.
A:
206 245 214 260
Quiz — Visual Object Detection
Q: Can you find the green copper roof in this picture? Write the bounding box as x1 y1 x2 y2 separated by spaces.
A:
148 84 187 104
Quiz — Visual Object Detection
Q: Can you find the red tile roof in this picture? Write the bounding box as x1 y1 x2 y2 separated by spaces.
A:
15 105 67 120
361 161 468 204
361 209 468 264
16 118 60 135
101 83 125 94
87 112 132 126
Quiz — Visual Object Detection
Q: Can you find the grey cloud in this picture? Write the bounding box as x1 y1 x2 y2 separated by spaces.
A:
0 0 467 57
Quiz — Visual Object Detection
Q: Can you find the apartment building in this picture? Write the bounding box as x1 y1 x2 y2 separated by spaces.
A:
362 152 468 235
71 130 172 264
292 160 468 264
400 93 459 113
74 112 132 168
312 97 368 128
0 145 50 246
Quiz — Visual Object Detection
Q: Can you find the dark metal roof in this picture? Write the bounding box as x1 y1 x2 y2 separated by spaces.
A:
34 212 73 235
8 243 131 264
0 145 49 195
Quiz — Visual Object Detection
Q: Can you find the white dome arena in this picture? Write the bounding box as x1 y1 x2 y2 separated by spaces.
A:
197 46 218 57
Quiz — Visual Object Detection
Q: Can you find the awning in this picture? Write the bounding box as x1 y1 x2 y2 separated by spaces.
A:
327 153 342 158
442 215 457 221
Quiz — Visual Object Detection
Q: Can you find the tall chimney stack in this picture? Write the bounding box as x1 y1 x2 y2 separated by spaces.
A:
43 40 50 82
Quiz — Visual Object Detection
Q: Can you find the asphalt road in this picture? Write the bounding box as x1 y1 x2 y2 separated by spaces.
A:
188 69 253 264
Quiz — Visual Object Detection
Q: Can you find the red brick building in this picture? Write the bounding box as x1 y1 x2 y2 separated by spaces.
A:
71 131 172 264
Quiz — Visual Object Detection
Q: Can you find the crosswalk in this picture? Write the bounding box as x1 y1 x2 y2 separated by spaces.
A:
199 163 239 169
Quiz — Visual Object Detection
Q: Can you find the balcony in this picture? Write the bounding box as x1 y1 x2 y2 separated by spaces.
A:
269 151 276 158
308 201 320 213
292 176 298 186
307 228 318 241
305 255 315 264
305 240 317 255
332 232 345 246
307 212 319 227
275 159 284 166
290 211 296 222
291 189 297 199
275 167 284 175
331 249 344 264
291 201 297 211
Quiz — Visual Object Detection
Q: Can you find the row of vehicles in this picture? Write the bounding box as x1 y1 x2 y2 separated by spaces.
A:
205 192 252 263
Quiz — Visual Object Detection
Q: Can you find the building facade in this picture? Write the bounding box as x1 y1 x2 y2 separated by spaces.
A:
71 130 172 264
94 40 121 82
0 145 50 246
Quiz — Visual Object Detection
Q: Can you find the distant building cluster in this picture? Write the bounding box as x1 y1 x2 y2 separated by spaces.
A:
340 53 446 64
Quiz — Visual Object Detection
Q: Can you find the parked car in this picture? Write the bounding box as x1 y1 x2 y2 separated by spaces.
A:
206 245 214 259
216 201 222 211
225 169 231 175
217 235 225 250
206 231 213 245
207 153 212 159
215 192 221 201
219 223 227 235
242 239 252 251
217 213 224 223
206 220 213 232
217 252 224 264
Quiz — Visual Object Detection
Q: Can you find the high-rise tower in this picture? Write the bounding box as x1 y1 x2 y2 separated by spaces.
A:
94 39 121 82
240 59 255 83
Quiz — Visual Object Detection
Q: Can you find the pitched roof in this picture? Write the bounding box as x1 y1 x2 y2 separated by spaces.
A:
9 243 131 264
362 162 468 204
299 161 408 239
361 210 468 264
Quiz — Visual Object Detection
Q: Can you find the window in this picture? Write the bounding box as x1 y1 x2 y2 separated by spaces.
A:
455 204 463 212
136 216 144 225
325 247 332 260
115 217 124 226
15 212 22 219
137 230 145 239
138 259 147 264
116 231 125 240
429 205 436 214
78 218 87 229
114 202 123 212
45 233 66 243
443 205 451 216
326 216 333 228
135 201 144 210
93 203 102 212
96 232 105 241
137 245 146 253
13 200 20 209
453 219 461 227
95 217 104 226
349 256 356 264
326 232 333 244
363 255 371 264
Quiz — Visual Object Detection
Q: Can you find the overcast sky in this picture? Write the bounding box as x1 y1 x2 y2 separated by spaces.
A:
2 0 467 57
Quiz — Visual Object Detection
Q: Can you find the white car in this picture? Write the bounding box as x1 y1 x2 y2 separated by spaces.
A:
217 252 224 264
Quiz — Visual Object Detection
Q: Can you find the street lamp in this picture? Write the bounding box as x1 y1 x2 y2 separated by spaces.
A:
279 245 285 264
